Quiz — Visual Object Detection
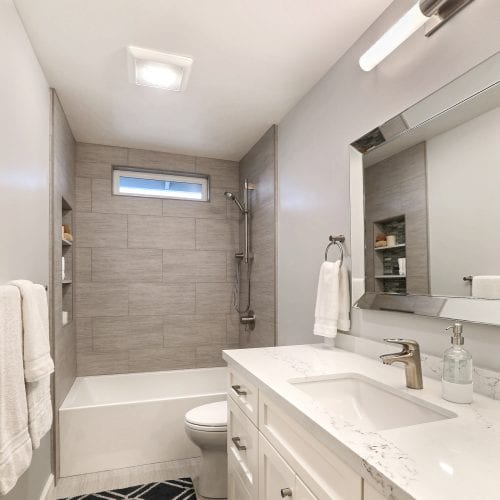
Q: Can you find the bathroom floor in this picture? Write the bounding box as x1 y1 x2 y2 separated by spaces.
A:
59 478 196 499
56 458 200 499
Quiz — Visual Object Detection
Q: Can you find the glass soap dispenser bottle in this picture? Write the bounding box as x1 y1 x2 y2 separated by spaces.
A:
442 322 473 404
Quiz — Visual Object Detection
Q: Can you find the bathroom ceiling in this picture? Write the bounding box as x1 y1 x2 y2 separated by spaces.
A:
14 0 392 161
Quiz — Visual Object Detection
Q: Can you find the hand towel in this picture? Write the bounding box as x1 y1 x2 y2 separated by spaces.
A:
0 285 32 495
9 280 54 382
314 261 351 338
472 276 500 300
9 280 54 449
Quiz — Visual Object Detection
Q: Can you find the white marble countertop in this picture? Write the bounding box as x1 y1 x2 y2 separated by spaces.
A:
222 343 500 500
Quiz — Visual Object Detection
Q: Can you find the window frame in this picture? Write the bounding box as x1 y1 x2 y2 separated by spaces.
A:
112 167 210 202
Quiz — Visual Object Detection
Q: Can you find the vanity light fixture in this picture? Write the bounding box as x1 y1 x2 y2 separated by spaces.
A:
127 46 193 91
359 0 474 72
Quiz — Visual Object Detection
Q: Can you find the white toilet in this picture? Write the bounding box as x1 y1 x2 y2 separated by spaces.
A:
185 400 228 499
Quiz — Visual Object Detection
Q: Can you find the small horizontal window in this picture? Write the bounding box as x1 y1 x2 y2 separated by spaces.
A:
112 168 209 201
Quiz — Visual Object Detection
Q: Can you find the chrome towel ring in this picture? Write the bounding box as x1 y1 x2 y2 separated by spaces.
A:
324 235 346 266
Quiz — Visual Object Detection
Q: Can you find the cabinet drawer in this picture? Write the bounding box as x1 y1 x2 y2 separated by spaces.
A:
259 434 296 500
228 454 253 500
228 366 259 425
259 393 362 500
227 396 258 497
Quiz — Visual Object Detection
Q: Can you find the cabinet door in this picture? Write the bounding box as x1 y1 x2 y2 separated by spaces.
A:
364 481 387 500
228 455 253 500
296 476 318 500
259 434 296 500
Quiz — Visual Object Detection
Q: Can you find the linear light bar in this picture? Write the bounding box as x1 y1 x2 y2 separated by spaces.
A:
359 0 475 72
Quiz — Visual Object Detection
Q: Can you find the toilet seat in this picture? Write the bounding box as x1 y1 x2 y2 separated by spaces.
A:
185 400 227 432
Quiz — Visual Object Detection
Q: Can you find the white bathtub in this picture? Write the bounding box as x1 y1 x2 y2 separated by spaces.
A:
59 367 227 477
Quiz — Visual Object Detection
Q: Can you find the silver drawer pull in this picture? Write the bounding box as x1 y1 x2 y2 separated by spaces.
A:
231 384 247 396
231 437 247 451
281 488 293 497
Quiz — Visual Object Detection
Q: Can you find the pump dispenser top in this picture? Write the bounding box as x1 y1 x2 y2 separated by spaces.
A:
447 322 465 345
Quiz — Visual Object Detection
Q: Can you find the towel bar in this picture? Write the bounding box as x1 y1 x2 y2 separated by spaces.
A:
324 235 345 267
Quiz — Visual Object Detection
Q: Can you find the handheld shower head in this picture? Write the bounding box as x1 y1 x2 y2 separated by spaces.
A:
224 191 245 214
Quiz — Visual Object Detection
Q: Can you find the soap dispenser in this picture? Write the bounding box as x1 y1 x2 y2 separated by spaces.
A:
442 322 473 404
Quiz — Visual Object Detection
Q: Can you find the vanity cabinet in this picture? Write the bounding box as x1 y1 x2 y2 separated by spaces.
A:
227 366 384 500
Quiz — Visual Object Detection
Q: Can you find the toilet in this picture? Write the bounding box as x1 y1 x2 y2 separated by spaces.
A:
185 400 228 499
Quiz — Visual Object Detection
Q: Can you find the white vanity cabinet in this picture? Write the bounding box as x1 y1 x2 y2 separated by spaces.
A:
227 366 385 500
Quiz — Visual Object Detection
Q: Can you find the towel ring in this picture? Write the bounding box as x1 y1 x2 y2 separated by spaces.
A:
324 235 345 266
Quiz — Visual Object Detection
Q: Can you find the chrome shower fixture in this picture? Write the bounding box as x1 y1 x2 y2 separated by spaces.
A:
224 191 246 215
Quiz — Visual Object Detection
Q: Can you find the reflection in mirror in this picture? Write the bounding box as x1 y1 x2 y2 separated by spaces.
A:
351 53 500 325
362 82 500 299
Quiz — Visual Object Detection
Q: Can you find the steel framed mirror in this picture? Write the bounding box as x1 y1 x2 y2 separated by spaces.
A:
349 52 500 326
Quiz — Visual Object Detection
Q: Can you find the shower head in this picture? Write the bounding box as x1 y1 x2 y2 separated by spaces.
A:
224 191 245 214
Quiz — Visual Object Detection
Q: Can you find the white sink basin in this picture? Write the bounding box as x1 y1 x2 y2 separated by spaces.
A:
289 373 456 431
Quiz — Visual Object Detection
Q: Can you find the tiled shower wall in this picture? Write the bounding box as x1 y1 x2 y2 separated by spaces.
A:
74 143 240 375
239 126 276 347
364 142 430 295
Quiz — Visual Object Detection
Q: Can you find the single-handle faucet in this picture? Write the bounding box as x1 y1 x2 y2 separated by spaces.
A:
380 339 423 389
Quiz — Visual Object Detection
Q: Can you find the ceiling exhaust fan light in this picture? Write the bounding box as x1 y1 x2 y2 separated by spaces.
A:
127 46 193 91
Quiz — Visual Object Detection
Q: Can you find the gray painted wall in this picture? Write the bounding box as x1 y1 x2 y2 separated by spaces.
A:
1 0 52 497
74 143 240 375
239 126 277 348
277 0 500 370
427 105 500 296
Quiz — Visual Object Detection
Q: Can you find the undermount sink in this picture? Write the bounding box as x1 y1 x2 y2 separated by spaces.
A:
289 373 456 431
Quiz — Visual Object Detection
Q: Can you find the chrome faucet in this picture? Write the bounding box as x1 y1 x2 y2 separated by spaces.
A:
380 339 423 389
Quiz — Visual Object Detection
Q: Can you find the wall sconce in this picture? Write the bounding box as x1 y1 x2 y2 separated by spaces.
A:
359 0 475 71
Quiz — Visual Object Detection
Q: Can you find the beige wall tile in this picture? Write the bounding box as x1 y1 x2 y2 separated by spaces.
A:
76 283 129 317
92 178 163 216
128 215 195 250
128 347 195 373
75 161 112 179
75 318 93 354
196 282 233 314
195 157 239 189
76 143 128 164
77 352 129 376
74 247 91 283
195 344 230 368
75 212 128 248
163 250 227 283
127 148 196 171
129 283 195 315
93 316 163 352
195 219 238 251
92 248 163 283
163 314 226 347
75 176 92 212
163 188 226 219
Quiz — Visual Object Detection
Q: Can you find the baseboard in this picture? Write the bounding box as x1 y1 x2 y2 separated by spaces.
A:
40 473 55 500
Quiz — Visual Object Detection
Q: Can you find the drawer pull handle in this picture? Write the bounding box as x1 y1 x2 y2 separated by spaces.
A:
231 384 247 396
231 437 247 451
281 488 293 497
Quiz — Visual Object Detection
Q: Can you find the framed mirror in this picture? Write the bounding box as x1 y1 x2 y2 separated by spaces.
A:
350 52 500 326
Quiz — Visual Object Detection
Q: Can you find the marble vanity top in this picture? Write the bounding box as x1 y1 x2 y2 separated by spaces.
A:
223 344 500 500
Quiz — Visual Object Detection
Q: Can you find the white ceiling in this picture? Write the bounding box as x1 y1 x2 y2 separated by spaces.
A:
15 0 392 160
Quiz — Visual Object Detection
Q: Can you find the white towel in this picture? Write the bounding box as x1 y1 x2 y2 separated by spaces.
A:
472 276 500 299
0 286 32 495
314 261 351 339
9 280 54 449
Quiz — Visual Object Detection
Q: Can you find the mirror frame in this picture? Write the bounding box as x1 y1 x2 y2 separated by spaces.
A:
349 52 500 326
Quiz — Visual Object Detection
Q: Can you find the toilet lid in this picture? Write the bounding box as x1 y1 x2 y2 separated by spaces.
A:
185 400 227 427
